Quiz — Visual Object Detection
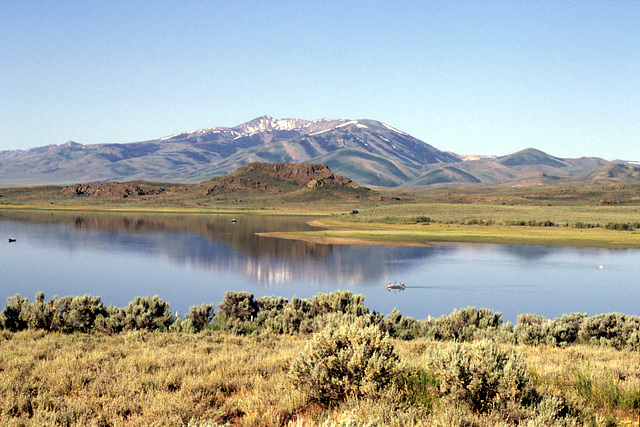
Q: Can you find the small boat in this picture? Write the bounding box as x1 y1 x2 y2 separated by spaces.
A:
8 238 16 243
386 281 406 291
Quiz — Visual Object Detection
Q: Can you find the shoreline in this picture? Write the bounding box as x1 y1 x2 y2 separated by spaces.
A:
3 205 640 249
258 219 640 249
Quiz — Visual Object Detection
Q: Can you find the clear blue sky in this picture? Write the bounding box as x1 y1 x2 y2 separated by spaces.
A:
1 1 638 160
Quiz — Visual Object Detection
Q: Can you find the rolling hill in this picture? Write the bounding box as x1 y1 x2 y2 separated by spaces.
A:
0 116 637 187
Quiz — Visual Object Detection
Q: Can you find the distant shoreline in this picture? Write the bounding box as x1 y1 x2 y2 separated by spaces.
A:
3 202 640 249
257 219 640 249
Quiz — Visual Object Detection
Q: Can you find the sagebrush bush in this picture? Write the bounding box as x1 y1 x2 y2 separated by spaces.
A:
96 305 126 333
182 303 214 333
64 294 108 333
0 294 30 332
545 313 586 347
427 339 536 414
578 312 640 350
310 290 369 316
427 306 503 342
310 311 383 334
258 291 377 335
288 323 399 404
0 293 109 333
514 313 548 345
514 311 640 350
257 296 289 312
260 296 317 334
124 295 173 331
2 290 639 353
218 291 259 321
525 395 578 427
381 308 423 340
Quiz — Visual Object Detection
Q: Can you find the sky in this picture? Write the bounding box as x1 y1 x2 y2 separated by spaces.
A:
1 1 639 160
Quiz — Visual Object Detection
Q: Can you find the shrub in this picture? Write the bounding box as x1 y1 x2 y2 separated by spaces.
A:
514 313 548 345
48 296 73 332
183 303 214 333
96 305 126 334
426 339 536 413
28 291 48 330
578 312 640 350
526 395 578 427
64 295 108 333
605 222 632 231
262 296 316 334
288 323 399 404
218 291 259 321
310 311 383 334
427 307 503 342
545 313 586 347
123 296 173 331
257 296 288 313
381 308 422 340
258 291 378 336
0 294 30 332
2 293 108 333
310 290 369 316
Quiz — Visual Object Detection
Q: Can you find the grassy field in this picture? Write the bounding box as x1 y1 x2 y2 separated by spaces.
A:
345 201 640 225
0 329 637 426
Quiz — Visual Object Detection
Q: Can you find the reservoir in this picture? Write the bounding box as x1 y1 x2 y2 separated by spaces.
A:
1 210 638 323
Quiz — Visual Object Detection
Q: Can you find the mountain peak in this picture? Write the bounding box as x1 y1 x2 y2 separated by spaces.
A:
233 116 308 135
498 148 567 168
0 115 627 188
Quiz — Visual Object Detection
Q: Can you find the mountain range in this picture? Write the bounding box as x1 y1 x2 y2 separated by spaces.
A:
1 115 638 187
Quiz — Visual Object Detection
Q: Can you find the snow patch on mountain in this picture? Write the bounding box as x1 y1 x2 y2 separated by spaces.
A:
309 128 332 136
382 123 406 135
336 120 359 128
234 116 307 135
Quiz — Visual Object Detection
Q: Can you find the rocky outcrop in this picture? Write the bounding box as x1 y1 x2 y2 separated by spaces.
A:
236 162 362 189
60 162 369 199
64 182 167 198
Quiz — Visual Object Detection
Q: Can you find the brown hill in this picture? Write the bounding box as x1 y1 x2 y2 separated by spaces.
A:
583 163 640 182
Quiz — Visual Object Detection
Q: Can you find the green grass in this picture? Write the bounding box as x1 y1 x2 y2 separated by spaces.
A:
267 220 640 248
342 202 640 226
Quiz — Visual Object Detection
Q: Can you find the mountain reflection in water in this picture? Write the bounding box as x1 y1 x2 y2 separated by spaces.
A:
0 210 448 286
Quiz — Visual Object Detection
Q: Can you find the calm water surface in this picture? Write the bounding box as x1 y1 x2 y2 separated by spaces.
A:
1 210 638 322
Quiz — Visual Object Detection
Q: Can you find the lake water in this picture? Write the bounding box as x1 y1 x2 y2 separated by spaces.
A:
1 210 638 323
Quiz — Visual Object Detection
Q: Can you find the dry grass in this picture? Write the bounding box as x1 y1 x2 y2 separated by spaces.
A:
0 330 308 426
520 344 640 423
1 330 637 426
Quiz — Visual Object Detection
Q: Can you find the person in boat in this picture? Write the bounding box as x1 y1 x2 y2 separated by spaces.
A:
386 281 406 291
